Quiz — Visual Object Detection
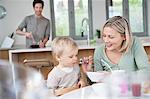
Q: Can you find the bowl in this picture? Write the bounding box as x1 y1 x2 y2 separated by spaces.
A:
86 71 108 82
30 44 39 48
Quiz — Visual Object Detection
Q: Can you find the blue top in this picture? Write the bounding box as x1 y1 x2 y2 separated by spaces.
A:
94 37 150 72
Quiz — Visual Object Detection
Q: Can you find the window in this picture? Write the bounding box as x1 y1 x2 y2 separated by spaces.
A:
50 0 93 40
106 0 147 36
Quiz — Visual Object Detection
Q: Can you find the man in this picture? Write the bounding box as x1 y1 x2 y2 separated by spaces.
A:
16 0 50 48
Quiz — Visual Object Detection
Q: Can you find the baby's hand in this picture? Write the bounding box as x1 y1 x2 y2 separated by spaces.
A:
77 79 86 88
72 83 80 89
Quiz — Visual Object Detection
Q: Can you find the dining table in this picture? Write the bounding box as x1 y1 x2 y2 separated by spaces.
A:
48 83 150 99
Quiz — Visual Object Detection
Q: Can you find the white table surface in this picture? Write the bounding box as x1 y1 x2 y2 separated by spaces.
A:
59 84 105 99
55 83 150 99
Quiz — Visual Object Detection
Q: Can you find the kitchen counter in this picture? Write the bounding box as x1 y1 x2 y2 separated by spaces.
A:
9 45 96 63
8 37 150 54
7 37 150 61
9 45 96 53
5 37 150 79
8 45 95 80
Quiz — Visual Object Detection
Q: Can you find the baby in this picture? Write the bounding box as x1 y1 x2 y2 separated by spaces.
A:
47 37 85 96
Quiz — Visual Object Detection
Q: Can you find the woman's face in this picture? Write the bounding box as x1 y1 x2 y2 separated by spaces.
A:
34 3 43 16
102 27 125 51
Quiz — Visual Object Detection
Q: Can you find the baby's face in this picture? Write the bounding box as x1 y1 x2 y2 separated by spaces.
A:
59 48 78 67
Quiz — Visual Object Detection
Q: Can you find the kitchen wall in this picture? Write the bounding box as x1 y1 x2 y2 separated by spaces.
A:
92 0 106 34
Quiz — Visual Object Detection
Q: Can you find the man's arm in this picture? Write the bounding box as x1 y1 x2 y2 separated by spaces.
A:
42 36 49 45
16 29 32 39
16 16 33 39
39 36 49 48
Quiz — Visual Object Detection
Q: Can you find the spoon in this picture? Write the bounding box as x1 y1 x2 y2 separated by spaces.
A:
100 59 113 72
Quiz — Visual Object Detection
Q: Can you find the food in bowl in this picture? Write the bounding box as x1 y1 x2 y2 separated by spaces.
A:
30 44 39 48
86 71 109 82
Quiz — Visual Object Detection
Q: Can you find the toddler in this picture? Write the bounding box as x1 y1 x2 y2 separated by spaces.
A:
47 37 85 96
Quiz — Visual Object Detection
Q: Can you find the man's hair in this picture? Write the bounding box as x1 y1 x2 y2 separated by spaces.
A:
33 0 44 8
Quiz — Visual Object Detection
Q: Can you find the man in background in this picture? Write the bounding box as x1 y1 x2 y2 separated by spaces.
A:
16 0 50 48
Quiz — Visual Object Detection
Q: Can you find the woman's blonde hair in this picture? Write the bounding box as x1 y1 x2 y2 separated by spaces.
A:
101 16 133 53
51 36 78 57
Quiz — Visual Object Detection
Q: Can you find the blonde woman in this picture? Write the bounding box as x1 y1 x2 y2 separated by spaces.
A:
93 16 150 72
47 37 85 96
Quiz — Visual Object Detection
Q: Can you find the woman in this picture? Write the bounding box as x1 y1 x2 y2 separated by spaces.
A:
93 16 150 72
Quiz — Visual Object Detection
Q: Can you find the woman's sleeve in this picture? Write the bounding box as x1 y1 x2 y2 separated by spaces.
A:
94 47 103 71
133 37 150 71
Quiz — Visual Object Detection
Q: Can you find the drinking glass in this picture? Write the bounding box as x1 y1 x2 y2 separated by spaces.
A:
130 71 142 97
108 70 129 97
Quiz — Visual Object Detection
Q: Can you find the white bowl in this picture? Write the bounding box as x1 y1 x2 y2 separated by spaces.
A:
87 72 107 82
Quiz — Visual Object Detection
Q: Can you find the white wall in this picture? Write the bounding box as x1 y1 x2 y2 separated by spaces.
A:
0 0 105 46
0 0 50 46
92 0 106 34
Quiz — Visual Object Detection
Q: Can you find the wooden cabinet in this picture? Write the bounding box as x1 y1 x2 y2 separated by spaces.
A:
0 49 9 60
144 46 150 61
9 48 94 79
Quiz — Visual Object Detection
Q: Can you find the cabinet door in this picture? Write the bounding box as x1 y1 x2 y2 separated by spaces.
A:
0 50 9 60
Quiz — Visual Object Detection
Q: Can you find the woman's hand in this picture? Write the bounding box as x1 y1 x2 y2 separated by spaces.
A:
81 56 93 73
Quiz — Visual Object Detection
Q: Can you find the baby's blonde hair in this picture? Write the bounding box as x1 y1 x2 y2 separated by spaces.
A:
51 36 78 57
102 16 133 53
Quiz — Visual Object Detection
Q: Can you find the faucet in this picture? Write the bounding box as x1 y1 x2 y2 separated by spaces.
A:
81 17 90 45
